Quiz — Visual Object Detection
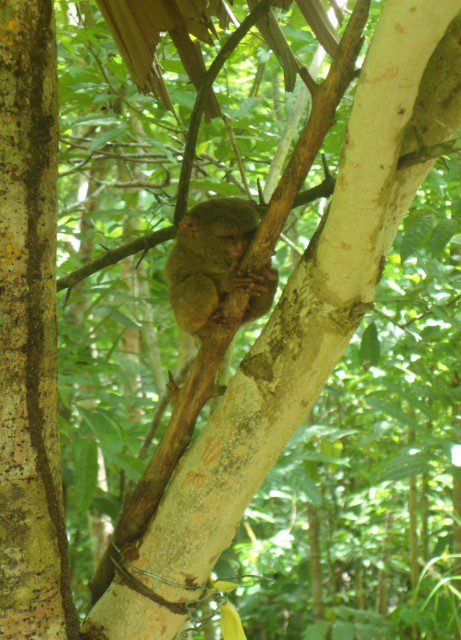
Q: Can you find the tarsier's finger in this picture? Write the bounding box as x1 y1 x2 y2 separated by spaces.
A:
247 271 266 283
261 267 278 280
233 277 257 287
249 284 268 294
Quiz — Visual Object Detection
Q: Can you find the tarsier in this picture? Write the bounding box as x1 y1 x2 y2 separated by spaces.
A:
165 198 278 339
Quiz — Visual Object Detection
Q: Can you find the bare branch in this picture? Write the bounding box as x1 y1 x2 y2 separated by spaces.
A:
398 137 460 169
222 115 252 198
56 227 175 293
57 180 332 293
89 172 170 190
138 360 193 461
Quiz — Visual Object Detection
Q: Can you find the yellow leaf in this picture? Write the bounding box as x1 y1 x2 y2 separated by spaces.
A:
219 602 247 640
213 580 238 593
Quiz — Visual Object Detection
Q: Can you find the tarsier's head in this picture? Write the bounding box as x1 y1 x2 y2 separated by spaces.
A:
177 198 260 264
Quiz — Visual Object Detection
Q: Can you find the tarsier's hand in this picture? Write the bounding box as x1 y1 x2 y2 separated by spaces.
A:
210 266 278 327
223 267 276 296
242 265 278 323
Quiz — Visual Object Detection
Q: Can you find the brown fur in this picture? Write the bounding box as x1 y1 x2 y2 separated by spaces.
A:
165 198 277 338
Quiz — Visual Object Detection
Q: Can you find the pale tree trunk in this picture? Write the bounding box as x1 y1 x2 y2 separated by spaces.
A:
420 472 430 562
263 47 325 201
116 150 166 397
453 398 461 578
0 1 78 638
408 426 420 591
376 513 392 615
356 568 365 609
454 466 461 573
65 159 114 568
84 4 461 639
139 280 167 396
306 502 324 620
120 256 143 417
419 415 432 562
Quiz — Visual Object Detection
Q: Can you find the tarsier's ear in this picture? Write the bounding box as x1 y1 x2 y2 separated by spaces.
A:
178 214 199 235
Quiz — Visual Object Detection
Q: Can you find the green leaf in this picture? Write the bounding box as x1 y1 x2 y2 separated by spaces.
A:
87 128 126 153
374 449 432 483
354 623 386 639
428 218 458 256
304 477 322 507
398 606 422 625
400 212 435 261
92 494 120 520
72 439 98 512
360 322 380 367
110 310 143 329
332 622 355 640
302 620 331 640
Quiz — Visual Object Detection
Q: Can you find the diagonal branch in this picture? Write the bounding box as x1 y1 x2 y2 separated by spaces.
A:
135 0 369 545
57 180 333 293
88 0 370 608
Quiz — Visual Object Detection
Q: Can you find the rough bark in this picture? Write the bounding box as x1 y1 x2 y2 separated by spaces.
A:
84 4 461 639
0 2 79 638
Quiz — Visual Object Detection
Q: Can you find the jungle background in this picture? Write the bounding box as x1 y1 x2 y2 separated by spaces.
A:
55 1 459 638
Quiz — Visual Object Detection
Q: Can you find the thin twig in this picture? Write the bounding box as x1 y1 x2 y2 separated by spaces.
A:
59 184 107 214
174 0 277 224
89 173 170 190
138 360 193 461
280 233 303 255
402 293 460 328
56 227 175 293
222 115 252 198
86 40 183 135
59 154 96 176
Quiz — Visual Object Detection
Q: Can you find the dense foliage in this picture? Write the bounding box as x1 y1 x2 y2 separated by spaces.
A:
56 2 460 638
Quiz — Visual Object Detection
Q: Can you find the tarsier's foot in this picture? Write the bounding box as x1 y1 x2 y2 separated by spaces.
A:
209 308 242 326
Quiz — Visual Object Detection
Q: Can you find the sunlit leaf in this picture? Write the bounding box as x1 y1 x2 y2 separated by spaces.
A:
428 218 458 256
360 322 380 367
72 438 98 512
219 602 247 640
400 212 435 261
